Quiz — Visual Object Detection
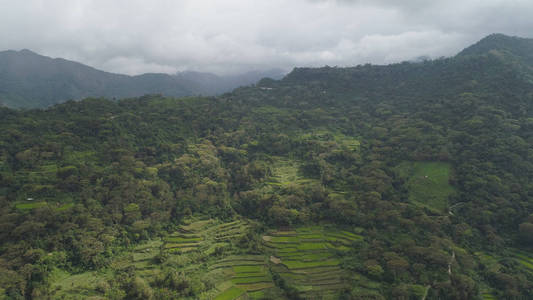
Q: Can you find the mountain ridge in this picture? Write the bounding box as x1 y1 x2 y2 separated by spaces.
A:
0 49 285 108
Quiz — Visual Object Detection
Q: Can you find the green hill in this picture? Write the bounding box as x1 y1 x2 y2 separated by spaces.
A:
1 34 533 298
0 50 283 108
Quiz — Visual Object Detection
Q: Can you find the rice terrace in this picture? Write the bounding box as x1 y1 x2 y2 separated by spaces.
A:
44 218 368 299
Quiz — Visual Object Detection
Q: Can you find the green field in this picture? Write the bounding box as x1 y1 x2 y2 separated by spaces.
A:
396 161 454 212
165 218 276 299
49 268 110 299
264 226 363 298
265 157 320 187
297 242 328 250
47 219 364 300
270 236 300 243
299 130 360 152
46 218 269 299
165 236 202 243
267 158 303 186
283 259 340 269
481 290 498 300
209 255 274 298
214 286 245 300
15 201 47 210
510 250 533 273
233 265 264 273
231 276 271 284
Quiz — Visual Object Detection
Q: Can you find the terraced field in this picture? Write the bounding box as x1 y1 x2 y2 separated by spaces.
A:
265 131 359 188
49 268 110 299
165 218 280 299
263 226 363 299
300 130 361 152
481 289 498 300
49 239 163 299
48 218 260 299
211 255 275 299
474 249 533 299
266 157 314 187
507 249 533 278
131 239 164 280
48 219 364 299
162 218 253 254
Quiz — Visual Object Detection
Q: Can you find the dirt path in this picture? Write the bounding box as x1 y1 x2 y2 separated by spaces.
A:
423 250 455 299
421 285 431 300
448 251 456 275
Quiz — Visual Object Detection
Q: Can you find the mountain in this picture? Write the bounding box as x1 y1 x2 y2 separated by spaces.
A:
458 33 533 81
1 34 533 299
458 33 533 64
0 49 284 108
174 69 286 96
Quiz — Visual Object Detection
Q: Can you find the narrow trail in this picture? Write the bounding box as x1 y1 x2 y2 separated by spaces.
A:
448 202 466 216
421 285 431 300
422 250 455 300
448 251 456 275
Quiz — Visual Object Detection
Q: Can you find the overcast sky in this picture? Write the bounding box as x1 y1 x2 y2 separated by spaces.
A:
1 0 532 75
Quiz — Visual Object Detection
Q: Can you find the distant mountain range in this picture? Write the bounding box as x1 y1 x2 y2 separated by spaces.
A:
0 49 285 108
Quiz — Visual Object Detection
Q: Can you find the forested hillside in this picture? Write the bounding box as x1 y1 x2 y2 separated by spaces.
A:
0 34 532 299
0 49 283 108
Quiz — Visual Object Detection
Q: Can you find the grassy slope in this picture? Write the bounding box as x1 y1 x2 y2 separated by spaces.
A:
396 161 454 212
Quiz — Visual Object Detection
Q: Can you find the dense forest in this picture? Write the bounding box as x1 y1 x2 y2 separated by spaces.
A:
0 34 532 299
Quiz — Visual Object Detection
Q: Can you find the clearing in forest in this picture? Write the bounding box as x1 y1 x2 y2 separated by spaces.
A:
396 161 454 213
48 268 112 299
15 201 48 210
266 157 315 186
300 130 360 152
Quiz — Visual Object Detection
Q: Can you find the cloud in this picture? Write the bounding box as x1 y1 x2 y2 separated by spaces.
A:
0 0 532 75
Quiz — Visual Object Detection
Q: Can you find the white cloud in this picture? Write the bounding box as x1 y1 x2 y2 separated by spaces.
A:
0 0 532 75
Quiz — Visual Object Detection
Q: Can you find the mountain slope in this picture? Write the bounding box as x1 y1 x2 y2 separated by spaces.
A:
458 33 533 65
1 34 533 298
0 50 284 108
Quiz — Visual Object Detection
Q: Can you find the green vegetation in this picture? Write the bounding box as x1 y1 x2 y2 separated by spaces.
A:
300 130 360 152
214 286 245 300
266 157 318 187
283 259 340 269
15 201 47 210
396 161 454 212
49 269 110 299
165 236 202 243
1 34 533 298
264 226 361 298
481 291 498 300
